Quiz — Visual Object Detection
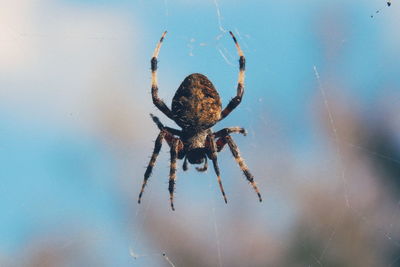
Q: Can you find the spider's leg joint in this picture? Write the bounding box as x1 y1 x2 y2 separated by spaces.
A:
169 179 176 211
151 57 157 71
239 56 245 71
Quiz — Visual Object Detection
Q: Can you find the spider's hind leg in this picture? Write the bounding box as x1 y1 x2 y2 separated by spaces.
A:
150 31 175 121
220 31 246 121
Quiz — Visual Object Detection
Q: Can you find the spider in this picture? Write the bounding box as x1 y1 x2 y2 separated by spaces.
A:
138 31 262 210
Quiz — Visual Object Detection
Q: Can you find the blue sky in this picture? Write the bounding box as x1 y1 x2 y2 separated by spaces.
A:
1 0 399 266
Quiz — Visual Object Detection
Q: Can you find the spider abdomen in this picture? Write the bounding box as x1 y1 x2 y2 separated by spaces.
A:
172 73 222 131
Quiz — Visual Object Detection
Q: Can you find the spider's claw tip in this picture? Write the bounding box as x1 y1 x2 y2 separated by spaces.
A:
229 31 236 40
150 113 157 121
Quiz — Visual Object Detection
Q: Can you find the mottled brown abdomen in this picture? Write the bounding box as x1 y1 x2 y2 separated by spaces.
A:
172 73 222 131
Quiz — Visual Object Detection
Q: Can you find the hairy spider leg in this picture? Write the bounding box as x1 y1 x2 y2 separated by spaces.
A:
195 156 208 172
138 114 181 205
138 131 165 204
207 133 228 203
169 139 180 211
151 31 175 121
216 135 262 202
220 31 246 120
150 114 181 136
182 157 188 171
214 127 247 138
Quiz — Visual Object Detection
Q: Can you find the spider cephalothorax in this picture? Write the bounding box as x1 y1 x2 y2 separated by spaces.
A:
138 31 262 210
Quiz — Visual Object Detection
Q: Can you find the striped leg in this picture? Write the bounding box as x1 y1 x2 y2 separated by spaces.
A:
214 127 247 138
220 31 245 120
138 131 165 204
151 31 175 121
169 139 179 211
207 134 228 203
216 136 228 152
225 135 262 202
182 157 189 171
150 114 181 136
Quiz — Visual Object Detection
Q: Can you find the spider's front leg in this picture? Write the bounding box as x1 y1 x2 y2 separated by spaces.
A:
150 113 181 136
138 125 180 206
214 127 247 138
138 131 165 204
169 138 183 211
216 135 262 202
207 132 228 203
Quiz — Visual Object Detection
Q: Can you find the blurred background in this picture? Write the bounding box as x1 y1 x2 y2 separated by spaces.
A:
1 0 400 266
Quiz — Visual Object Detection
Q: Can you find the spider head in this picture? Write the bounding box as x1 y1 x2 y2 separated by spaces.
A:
186 148 206 164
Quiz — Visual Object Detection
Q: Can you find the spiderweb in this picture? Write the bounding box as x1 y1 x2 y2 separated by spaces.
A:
1 0 400 266
130 0 400 266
